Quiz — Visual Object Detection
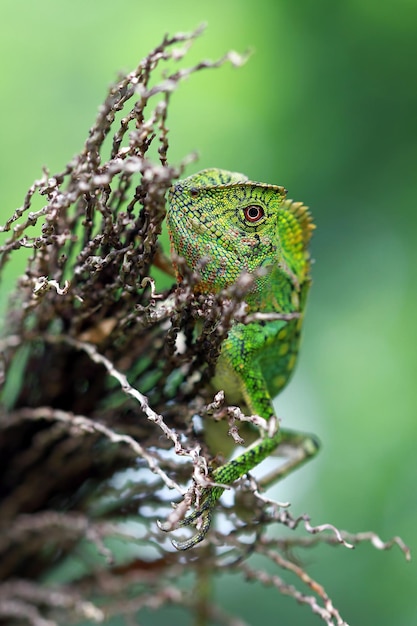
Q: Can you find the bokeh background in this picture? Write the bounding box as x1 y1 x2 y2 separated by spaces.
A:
1 1 416 624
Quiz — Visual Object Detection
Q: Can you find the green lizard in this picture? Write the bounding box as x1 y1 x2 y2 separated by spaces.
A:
163 168 319 550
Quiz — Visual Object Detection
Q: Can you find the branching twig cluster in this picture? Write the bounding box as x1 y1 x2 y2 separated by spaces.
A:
0 26 409 626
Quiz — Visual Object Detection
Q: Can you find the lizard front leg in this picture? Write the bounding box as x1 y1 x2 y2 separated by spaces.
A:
161 427 318 551
160 321 319 550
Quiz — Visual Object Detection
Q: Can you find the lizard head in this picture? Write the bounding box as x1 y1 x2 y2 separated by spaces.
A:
167 169 313 308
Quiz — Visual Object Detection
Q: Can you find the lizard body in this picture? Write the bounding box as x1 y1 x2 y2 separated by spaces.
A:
164 168 319 549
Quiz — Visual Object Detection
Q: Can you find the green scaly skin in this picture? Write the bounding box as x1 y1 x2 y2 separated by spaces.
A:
164 168 319 550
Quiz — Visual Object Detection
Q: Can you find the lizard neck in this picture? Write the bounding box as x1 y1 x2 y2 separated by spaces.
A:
245 263 303 314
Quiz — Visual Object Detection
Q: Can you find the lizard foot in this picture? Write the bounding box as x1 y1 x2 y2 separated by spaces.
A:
158 483 223 550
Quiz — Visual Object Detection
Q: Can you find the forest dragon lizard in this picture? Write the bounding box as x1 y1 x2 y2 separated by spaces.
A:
162 168 319 550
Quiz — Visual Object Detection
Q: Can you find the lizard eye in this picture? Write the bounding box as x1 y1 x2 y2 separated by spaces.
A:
243 205 265 223
189 188 200 198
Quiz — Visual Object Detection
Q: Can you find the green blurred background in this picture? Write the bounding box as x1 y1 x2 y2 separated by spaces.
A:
1 0 416 624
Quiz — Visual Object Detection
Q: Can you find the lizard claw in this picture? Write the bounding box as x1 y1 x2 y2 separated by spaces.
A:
158 484 221 550
171 506 214 550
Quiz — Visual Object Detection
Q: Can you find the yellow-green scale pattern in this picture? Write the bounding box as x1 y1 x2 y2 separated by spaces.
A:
165 168 318 550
